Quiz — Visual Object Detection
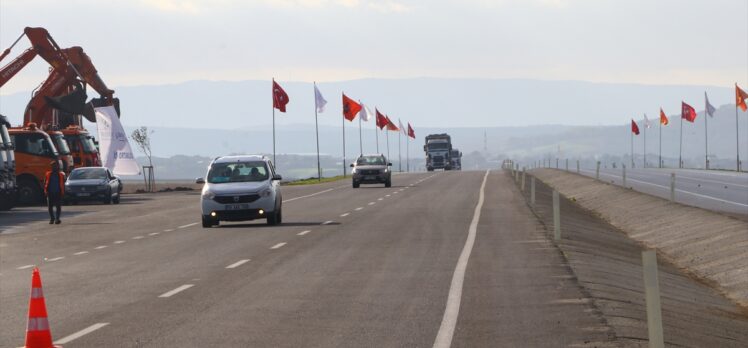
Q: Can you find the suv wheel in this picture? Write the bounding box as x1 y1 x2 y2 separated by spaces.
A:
385 180 392 188
352 181 360 188
202 215 215 228
267 208 281 226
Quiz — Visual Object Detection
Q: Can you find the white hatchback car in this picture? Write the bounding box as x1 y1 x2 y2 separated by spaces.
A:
197 155 283 227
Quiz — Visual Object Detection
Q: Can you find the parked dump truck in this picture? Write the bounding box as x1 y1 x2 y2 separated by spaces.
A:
424 134 453 171
450 149 462 170
0 114 16 210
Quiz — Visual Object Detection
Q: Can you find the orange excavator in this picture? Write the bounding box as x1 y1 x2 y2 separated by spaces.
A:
0 27 118 204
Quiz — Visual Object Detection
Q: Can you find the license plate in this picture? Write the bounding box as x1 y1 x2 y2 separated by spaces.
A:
225 204 249 210
77 193 90 197
364 176 375 181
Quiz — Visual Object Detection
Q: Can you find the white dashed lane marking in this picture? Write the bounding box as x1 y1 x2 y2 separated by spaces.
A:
378 198 383 201
73 251 89 256
178 222 198 229
355 207 364 211
226 259 251 269
322 221 334 225
113 240 125 244
297 230 311 236
17 264 35 270
148 232 159 236
159 284 194 298
270 242 287 250
94 245 108 250
163 229 174 232
54 323 110 345
46 257 64 262
340 212 350 217
132 236 144 240
368 202 376 205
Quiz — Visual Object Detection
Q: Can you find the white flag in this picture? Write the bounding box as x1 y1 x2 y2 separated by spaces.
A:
95 106 140 175
314 84 327 113
360 103 373 121
643 113 651 128
398 118 406 135
705 92 716 117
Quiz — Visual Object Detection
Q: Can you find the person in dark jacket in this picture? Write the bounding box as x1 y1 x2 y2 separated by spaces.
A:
44 161 65 224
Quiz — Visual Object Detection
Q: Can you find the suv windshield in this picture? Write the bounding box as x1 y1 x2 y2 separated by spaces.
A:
70 168 108 180
208 161 269 183
51 134 71 155
356 156 386 166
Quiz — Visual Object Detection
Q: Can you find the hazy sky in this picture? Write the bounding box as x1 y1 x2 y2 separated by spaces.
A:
1 0 747 95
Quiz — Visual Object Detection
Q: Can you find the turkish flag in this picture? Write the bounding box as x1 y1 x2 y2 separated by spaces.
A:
631 119 640 135
681 101 697 123
737 84 748 111
407 123 415 139
272 80 289 112
375 109 388 129
342 93 361 121
659 108 669 126
385 116 399 131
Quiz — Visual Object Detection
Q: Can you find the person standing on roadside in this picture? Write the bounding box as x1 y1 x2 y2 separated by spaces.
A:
44 160 65 224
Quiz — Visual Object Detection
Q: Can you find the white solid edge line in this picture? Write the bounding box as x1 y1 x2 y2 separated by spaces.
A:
54 323 110 345
580 169 748 207
270 242 287 249
178 222 199 229
297 230 311 236
17 264 35 270
226 259 251 269
159 284 194 298
433 170 490 348
285 188 334 202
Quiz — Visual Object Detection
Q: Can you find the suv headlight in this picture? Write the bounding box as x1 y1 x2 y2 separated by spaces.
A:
202 190 216 200
351 168 357 174
259 188 273 197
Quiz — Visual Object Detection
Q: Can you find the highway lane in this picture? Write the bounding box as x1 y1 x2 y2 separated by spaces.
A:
0 171 612 347
573 167 748 216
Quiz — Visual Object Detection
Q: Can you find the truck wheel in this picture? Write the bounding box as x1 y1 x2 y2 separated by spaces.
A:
17 177 42 205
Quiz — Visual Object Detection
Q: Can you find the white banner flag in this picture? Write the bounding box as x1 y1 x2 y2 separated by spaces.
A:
360 103 373 121
314 84 327 113
398 118 406 135
95 106 140 175
643 113 651 128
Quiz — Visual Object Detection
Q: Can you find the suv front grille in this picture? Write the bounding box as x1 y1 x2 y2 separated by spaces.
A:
214 194 261 204
359 169 380 175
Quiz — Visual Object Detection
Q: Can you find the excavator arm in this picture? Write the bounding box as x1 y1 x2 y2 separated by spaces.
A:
0 27 68 88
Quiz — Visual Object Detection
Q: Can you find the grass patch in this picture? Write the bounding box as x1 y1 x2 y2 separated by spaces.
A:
284 175 348 186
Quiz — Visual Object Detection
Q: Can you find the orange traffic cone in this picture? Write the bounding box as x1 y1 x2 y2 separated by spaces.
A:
24 267 61 348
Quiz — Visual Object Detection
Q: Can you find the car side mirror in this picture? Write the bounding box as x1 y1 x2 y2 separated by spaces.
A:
195 177 205 184
272 174 282 181
349 163 355 167
388 163 392 166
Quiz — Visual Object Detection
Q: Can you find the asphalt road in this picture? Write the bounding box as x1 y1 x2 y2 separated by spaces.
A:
573 167 748 217
0 171 621 347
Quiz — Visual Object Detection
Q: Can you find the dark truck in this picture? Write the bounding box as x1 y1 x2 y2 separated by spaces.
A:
0 115 16 210
424 133 453 171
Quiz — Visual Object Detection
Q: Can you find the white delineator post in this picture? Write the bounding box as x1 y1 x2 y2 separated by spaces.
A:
530 176 536 207
622 164 627 187
576 160 580 173
565 158 569 171
642 250 665 348
596 161 600 180
553 190 561 241
670 173 676 202
521 168 526 191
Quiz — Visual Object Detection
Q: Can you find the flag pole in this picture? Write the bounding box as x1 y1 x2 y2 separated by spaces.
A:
630 125 634 168
314 82 321 181
375 109 379 153
386 129 390 161
406 135 409 172
358 100 363 156
679 109 683 169
736 99 741 171
398 128 402 172
272 78 276 166
659 116 662 168
705 98 709 170
643 117 647 168
342 93 346 177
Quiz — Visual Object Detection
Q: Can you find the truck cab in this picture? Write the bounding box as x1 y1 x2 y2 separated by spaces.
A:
9 123 62 205
424 133 453 171
62 126 101 167
450 149 463 171
0 115 16 210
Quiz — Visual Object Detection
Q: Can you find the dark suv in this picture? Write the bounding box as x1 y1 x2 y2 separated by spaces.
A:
351 154 392 188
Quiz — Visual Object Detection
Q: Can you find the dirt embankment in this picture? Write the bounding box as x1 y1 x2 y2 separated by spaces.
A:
531 168 748 309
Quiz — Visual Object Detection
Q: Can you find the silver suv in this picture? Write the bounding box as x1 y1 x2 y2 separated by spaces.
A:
197 155 282 227
350 154 392 188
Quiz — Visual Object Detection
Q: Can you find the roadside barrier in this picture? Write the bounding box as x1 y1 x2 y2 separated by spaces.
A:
552 189 561 241
24 268 61 348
